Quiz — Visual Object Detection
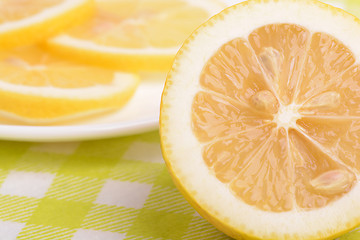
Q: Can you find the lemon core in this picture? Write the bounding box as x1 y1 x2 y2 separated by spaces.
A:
275 104 301 129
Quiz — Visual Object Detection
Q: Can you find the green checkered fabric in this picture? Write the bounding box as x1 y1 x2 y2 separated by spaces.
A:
0 131 231 239
0 130 359 239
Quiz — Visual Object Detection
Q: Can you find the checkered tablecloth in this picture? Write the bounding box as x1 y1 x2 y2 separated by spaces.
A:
0 131 233 240
0 130 359 239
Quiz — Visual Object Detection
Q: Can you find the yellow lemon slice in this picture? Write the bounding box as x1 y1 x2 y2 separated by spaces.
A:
0 0 94 49
0 47 139 124
160 0 360 239
46 0 225 71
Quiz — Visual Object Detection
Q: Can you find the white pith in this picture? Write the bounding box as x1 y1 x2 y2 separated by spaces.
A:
0 73 138 99
0 0 88 33
275 103 301 130
48 0 226 55
161 0 360 239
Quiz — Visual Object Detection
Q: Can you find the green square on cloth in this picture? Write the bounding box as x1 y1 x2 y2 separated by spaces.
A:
28 198 93 228
0 130 358 239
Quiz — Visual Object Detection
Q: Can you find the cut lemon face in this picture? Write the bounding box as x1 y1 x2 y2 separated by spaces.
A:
0 47 139 124
0 0 94 49
46 0 225 71
160 0 360 239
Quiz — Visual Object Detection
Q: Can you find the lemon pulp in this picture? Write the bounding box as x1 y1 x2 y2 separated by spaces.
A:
63 0 211 48
0 0 62 23
192 24 359 212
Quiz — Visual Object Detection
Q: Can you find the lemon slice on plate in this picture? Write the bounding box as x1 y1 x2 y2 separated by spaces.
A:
0 47 139 124
161 0 360 239
46 0 226 71
0 0 94 48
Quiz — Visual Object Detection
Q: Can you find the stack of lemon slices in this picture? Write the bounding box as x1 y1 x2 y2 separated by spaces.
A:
0 0 225 124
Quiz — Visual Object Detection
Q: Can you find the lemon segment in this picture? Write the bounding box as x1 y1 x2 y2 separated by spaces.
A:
46 0 225 71
0 47 139 124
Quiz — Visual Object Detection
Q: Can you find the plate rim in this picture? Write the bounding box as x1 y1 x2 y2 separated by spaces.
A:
0 117 159 142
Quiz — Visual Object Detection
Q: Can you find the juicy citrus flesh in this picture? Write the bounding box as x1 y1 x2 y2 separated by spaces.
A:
0 47 114 88
192 23 360 212
0 47 138 122
63 0 210 49
46 0 224 71
0 0 62 24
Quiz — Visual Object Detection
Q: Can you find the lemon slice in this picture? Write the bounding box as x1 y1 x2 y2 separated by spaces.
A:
46 0 225 71
160 0 360 239
0 0 94 49
0 47 139 124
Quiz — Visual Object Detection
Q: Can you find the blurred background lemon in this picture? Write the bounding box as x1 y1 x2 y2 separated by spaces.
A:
0 0 225 125
46 0 226 72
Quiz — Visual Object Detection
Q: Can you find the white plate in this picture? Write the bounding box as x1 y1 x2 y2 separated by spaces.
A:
0 78 165 142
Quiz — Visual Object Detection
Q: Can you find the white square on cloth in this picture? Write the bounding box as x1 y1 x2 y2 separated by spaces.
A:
96 180 152 209
0 220 25 239
0 171 55 198
122 142 163 163
30 142 79 155
72 229 126 240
